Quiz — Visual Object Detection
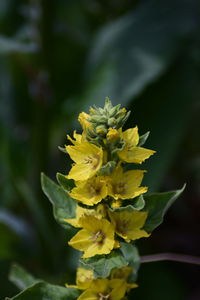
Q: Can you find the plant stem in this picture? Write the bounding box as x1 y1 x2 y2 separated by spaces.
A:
141 253 200 266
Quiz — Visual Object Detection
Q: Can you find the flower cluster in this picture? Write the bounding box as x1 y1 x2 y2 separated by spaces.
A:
64 98 155 299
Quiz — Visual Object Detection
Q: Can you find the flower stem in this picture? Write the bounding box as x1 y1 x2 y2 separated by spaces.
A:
141 253 200 266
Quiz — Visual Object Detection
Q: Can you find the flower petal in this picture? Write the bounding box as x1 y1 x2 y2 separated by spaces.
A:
68 229 91 251
119 146 155 164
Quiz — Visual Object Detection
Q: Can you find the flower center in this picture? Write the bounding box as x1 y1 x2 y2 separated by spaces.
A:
92 230 105 245
98 293 110 300
116 220 129 235
84 155 100 169
84 156 93 164
114 182 127 195
89 184 101 197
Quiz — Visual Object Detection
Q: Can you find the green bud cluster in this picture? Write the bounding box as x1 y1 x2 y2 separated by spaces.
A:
86 97 130 140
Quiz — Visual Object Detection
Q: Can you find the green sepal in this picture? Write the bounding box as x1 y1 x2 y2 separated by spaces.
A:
132 195 145 210
56 172 75 192
97 161 116 176
41 173 76 230
109 195 145 212
117 110 131 129
110 140 125 155
120 243 140 281
143 184 186 232
58 146 67 154
7 282 80 300
79 250 128 278
138 131 150 146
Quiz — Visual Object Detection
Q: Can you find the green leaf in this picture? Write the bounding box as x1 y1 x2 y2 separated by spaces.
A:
120 243 140 280
143 184 186 232
7 282 80 300
9 264 41 291
80 250 128 278
41 173 76 230
56 173 75 192
138 132 150 147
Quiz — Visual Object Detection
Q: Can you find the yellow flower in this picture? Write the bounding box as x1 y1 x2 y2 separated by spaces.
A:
78 112 92 131
78 278 127 300
64 204 106 228
66 142 103 181
66 268 94 290
118 126 155 164
107 165 147 200
69 176 108 206
108 210 149 242
68 216 115 258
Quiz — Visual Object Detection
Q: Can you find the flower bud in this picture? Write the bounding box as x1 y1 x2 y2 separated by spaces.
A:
96 125 108 136
107 128 120 143
78 112 91 131
108 117 117 127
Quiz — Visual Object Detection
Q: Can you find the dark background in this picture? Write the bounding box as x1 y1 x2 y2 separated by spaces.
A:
0 0 200 299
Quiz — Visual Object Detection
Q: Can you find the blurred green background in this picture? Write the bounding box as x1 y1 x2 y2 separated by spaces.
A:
0 0 200 299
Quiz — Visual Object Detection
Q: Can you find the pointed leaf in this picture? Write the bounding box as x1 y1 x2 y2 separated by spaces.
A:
7 282 80 300
9 264 41 291
41 173 76 229
143 184 186 232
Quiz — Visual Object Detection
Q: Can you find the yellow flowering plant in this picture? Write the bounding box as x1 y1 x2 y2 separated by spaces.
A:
8 98 186 300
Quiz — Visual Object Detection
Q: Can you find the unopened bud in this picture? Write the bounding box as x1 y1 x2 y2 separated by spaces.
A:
96 125 107 136
108 117 117 127
107 128 120 143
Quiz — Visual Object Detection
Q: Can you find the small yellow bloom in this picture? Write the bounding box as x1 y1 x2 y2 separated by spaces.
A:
68 216 115 258
78 112 92 131
78 278 127 300
106 128 120 143
64 204 106 228
66 268 94 290
118 126 155 164
66 142 103 181
107 165 147 200
70 176 108 206
108 210 149 242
